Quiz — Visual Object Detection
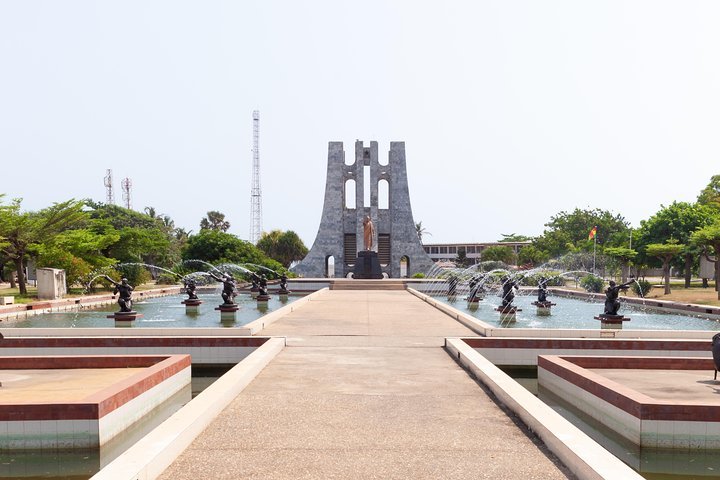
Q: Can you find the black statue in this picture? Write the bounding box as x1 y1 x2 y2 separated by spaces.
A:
279 274 289 293
106 276 134 312
468 274 485 301
250 272 261 291
258 274 269 297
447 274 459 296
208 271 237 305
500 276 518 308
183 278 198 300
603 280 632 316
537 277 549 303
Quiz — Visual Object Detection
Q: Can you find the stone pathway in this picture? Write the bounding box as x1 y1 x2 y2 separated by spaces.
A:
159 291 573 479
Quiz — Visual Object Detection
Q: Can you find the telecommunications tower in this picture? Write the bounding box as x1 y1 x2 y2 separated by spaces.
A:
121 177 133 210
249 110 263 244
103 169 115 205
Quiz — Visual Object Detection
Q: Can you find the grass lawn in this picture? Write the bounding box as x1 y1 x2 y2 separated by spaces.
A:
0 282 179 304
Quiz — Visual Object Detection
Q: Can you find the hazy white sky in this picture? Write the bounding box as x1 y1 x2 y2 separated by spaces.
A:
1 1 719 245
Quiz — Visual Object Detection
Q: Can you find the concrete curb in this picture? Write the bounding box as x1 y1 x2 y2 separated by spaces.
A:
90 337 286 480
445 338 643 480
243 287 329 334
407 287 493 335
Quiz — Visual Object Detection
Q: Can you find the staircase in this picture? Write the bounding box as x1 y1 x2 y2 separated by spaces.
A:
330 279 406 291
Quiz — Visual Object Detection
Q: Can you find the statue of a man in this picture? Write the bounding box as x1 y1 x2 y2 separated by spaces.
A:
106 276 134 312
208 271 237 305
537 277 548 303
604 280 631 316
363 216 375 251
183 277 198 300
500 276 518 308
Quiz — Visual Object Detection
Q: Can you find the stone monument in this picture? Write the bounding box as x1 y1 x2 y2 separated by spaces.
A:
37 268 67 300
293 141 433 278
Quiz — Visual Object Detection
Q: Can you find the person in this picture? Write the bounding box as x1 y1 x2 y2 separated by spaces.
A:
363 216 375 251
208 271 237 305
604 280 632 316
105 276 134 312
183 277 198 300
500 276 518 308
537 277 549 303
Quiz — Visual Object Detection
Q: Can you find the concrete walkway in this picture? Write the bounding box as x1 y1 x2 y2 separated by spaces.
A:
159 290 573 479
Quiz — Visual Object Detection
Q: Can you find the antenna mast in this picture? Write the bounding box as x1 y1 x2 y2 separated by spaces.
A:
250 110 263 244
121 177 133 210
104 169 115 205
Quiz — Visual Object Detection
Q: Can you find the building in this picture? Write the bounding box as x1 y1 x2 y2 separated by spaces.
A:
422 241 530 264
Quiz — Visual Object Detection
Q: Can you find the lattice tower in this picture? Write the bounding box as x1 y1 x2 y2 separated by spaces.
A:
121 177 132 210
103 169 115 205
250 110 263 244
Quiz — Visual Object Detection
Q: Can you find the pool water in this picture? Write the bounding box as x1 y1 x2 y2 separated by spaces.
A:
440 293 720 331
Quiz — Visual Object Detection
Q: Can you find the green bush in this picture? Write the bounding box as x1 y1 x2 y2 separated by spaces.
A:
631 279 652 297
580 274 604 293
411 273 425 278
155 273 180 285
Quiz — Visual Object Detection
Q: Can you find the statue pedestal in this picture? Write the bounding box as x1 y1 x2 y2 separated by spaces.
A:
353 251 383 279
182 299 203 314
256 294 270 302
107 311 143 327
215 303 239 323
594 314 630 329
532 301 556 316
250 287 259 298
495 306 521 323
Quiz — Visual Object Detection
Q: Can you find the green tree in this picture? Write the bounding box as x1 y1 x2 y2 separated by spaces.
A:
498 233 531 242
481 245 515 264
256 230 308 268
603 247 637 283
454 248 471 268
636 201 716 287
182 230 284 273
517 245 549 267
0 198 86 294
200 211 230 232
697 174 720 209
533 208 630 258
690 221 720 299
415 221 431 243
646 242 685 295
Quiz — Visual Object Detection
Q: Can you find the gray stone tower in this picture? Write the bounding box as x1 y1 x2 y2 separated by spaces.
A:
293 141 433 278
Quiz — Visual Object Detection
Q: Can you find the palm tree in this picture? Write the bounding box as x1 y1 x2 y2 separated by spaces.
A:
415 221 431 243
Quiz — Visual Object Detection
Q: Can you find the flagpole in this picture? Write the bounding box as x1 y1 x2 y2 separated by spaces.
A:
593 234 597 275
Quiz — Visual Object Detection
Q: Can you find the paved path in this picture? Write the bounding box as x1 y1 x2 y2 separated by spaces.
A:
160 291 573 479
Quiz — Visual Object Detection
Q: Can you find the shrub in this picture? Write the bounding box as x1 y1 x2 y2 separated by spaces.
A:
156 273 180 285
631 279 652 297
580 274 604 293
412 273 425 278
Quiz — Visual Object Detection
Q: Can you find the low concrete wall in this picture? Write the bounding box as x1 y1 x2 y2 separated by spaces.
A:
445 338 643 480
90 337 285 480
243 287 328 334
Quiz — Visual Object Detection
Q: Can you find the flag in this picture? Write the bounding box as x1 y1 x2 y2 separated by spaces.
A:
588 226 597 240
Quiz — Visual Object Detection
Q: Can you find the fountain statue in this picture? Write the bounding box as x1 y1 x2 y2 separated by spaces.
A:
467 274 485 303
278 273 290 295
500 276 518 309
183 278 199 300
603 280 632 316
208 272 237 305
105 276 134 313
531 276 556 315
257 274 270 301
537 277 548 303
447 274 459 296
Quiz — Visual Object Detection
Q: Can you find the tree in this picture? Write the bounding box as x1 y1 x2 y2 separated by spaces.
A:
182 230 284 273
646 242 685 295
256 230 308 268
0 198 86 294
200 211 230 232
603 247 637 283
691 221 720 299
517 245 549 267
697 174 720 209
481 245 515 264
415 222 431 243
454 248 471 268
636 201 716 287
533 208 630 258
498 233 531 242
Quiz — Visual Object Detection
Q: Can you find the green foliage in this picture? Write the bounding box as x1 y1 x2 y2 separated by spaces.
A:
517 272 564 287
155 273 179 285
697 174 720 209
411 272 425 278
200 211 230 232
580 274 604 293
631 279 652 297
481 245 515 264
517 245 549 267
182 230 284 274
498 233 531 242
454 249 471 268
533 208 630 258
256 230 308 267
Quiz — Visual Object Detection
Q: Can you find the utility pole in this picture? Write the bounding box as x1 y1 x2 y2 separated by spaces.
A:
121 177 132 210
104 169 115 205
249 110 263 244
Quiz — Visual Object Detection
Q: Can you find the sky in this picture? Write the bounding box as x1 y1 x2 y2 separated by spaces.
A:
1 1 719 246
